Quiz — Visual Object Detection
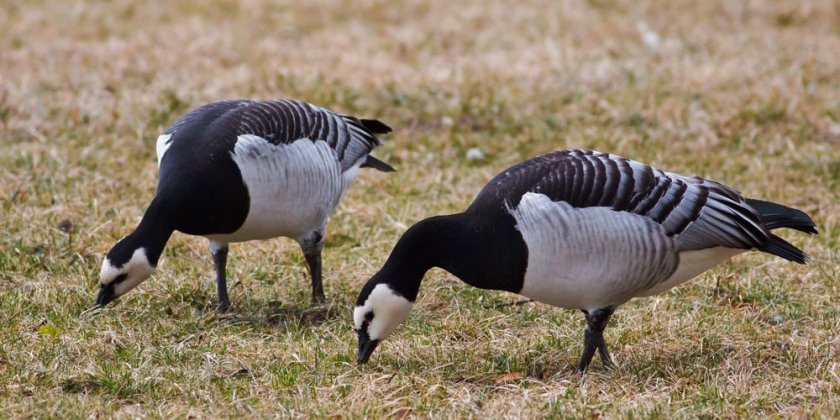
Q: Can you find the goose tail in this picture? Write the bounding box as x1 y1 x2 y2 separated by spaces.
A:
746 198 817 265
361 155 396 172
360 119 392 134
746 198 818 234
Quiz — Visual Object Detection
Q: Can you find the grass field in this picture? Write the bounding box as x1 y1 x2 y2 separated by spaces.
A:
1 0 839 417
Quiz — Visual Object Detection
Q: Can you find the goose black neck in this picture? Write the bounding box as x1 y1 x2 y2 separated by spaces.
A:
118 195 176 266
373 211 527 302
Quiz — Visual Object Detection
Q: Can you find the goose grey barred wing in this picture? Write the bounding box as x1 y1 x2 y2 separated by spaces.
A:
474 149 774 253
160 99 392 172
234 99 390 172
162 100 253 136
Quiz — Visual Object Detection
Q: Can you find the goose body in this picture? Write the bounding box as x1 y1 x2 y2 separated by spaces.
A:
97 99 394 310
494 150 798 310
353 149 816 370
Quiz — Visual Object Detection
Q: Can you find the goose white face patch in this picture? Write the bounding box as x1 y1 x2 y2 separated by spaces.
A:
155 134 173 166
354 284 414 341
100 247 155 297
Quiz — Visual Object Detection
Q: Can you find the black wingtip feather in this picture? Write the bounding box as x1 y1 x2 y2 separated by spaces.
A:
360 119 392 134
760 234 809 264
361 155 396 172
745 198 818 234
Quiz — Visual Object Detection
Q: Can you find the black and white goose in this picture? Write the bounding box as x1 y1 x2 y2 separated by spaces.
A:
96 99 394 310
354 149 816 371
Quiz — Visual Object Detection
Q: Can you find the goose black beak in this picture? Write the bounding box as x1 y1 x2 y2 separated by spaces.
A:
94 284 116 308
356 333 380 364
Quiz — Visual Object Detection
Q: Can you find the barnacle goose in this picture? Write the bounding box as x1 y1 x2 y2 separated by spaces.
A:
354 149 816 371
96 99 394 311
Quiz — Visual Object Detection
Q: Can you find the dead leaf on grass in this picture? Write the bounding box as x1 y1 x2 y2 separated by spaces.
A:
493 371 523 384
390 408 410 419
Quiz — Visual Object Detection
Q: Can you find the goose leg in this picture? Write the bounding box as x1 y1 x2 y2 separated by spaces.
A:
299 231 326 304
577 306 615 372
209 241 231 312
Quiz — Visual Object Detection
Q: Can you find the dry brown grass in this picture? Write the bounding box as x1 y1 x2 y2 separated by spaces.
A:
1 0 839 417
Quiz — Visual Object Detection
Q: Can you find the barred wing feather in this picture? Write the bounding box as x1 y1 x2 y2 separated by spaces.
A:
160 99 388 172
474 149 772 253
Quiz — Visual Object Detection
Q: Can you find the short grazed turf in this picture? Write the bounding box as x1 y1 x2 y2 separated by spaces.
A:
1 0 838 417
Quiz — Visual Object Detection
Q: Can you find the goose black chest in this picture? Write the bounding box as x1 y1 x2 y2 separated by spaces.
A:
97 99 394 310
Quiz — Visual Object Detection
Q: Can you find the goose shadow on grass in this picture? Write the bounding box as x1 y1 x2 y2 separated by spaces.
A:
171 290 346 328
439 341 733 386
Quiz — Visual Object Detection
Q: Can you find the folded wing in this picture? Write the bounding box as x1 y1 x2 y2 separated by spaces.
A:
474 149 793 257
159 99 391 172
